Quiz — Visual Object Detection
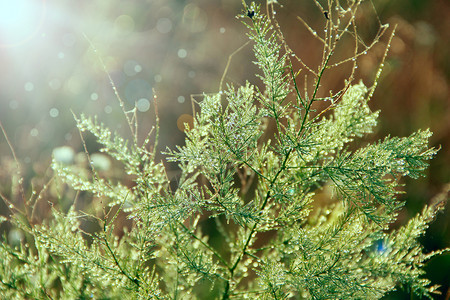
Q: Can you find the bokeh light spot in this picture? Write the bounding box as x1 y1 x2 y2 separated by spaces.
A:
124 60 142 76
177 114 193 132
8 229 24 248
183 4 207 33
104 105 113 114
177 96 185 103
66 76 86 95
52 146 75 164
154 74 162 83
30 128 39 137
178 48 187 58
114 15 135 35
49 78 62 90
156 18 172 34
136 98 150 112
49 108 59 118
90 92 99 101
91 153 111 171
24 82 34 91
9 100 19 110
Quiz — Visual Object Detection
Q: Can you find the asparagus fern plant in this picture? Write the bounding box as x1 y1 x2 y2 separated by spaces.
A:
1 1 448 299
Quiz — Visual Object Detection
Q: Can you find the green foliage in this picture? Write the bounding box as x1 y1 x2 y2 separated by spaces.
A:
1 1 448 299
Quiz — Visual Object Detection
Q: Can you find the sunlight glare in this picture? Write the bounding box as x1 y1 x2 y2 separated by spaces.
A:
0 0 46 47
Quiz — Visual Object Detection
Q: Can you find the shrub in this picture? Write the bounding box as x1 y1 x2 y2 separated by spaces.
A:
1 1 448 299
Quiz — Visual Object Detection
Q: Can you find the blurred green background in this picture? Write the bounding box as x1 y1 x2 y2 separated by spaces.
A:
0 0 448 298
